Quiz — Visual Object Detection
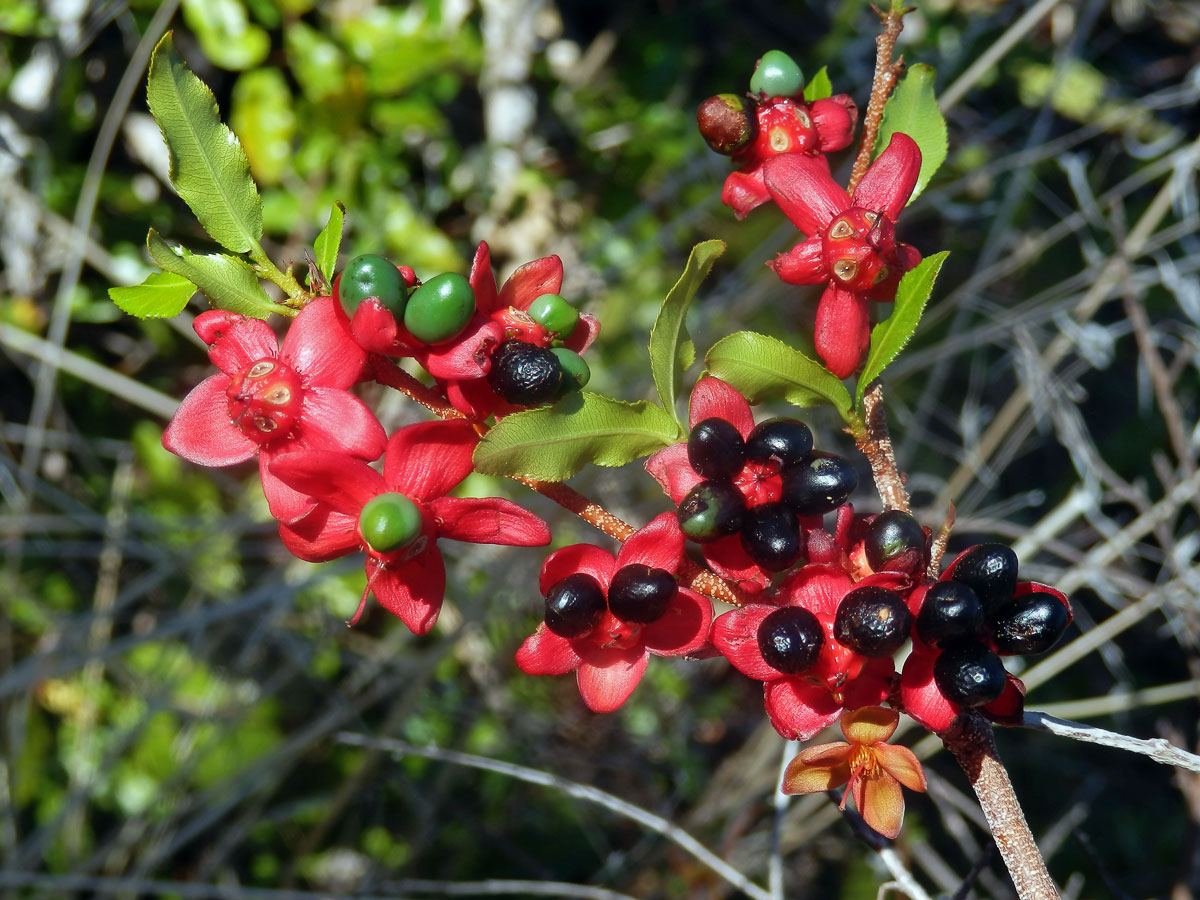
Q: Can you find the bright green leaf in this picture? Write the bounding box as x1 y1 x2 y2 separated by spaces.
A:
313 202 345 287
146 33 264 254
472 393 680 481
147 229 280 320
856 251 949 405
803 66 833 102
873 64 947 203
705 331 853 420
108 271 197 319
648 240 725 428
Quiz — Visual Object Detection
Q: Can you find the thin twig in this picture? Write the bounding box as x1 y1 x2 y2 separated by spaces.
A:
335 732 774 900
770 738 800 900
853 382 910 512
1022 712 1200 773
848 0 908 193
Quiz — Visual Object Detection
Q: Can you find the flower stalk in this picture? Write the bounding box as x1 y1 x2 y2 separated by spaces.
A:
848 0 910 194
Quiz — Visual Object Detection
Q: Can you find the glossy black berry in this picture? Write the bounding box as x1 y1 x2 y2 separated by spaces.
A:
677 480 746 543
950 543 1019 615
687 418 746 481
989 591 1070 655
488 340 563 406
745 417 814 467
915 581 985 648
544 573 606 638
865 510 926 572
740 503 804 572
933 641 1007 707
780 454 858 516
834 585 912 657
608 564 677 624
757 606 824 674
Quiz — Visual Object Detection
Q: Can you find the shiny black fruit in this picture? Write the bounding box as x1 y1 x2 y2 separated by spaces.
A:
933 641 1007 707
950 543 1019 614
488 340 563 405
740 503 804 571
834 585 912 657
781 454 858 516
607 564 677 624
865 509 926 572
687 417 746 481
745 417 814 467
677 480 746 543
915 581 985 647
544 573 606 638
758 606 824 674
989 591 1070 655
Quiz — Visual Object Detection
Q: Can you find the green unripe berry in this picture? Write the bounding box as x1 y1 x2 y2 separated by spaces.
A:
403 273 476 344
750 50 804 98
358 492 422 554
338 254 407 315
527 293 579 338
551 348 590 394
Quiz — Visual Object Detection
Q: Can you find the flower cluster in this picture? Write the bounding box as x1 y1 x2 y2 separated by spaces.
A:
699 51 923 378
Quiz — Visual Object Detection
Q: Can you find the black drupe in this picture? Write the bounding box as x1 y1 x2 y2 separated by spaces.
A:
740 502 804 571
989 591 1071 655
915 581 985 647
780 454 857 516
950 543 1019 614
745 417 813 467
608 564 677 624
933 641 1008 707
758 606 824 674
834 585 912 657
544 573 606 638
687 417 746 481
677 480 746 543
488 340 563 405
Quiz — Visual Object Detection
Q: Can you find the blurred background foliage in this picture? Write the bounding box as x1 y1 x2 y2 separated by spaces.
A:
2 0 1200 898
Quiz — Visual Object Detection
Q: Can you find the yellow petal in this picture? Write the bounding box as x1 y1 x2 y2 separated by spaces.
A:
856 773 905 840
784 757 852 795
840 705 899 745
873 743 927 793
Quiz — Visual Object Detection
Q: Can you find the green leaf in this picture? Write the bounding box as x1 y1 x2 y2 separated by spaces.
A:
856 251 949 404
147 229 280 320
109 272 197 319
180 0 270 71
873 64 947 203
313 201 345 287
705 331 853 420
648 240 725 428
146 33 264 254
472 392 681 481
803 66 833 102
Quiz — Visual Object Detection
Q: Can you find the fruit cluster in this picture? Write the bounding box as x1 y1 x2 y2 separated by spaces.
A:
901 544 1072 731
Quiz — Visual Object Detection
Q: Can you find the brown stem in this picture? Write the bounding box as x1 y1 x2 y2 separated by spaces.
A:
369 356 748 606
927 501 955 577
847 1 908 194
852 382 909 512
943 713 1060 900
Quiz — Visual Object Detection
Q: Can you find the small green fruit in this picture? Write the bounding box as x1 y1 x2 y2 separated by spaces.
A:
403 272 476 344
750 50 804 98
338 254 407 315
358 492 422 554
551 348 590 394
527 293 579 338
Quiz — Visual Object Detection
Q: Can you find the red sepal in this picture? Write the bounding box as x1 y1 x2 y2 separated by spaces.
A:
515 624 583 675
281 296 364 388
641 587 712 656
811 95 857 152
383 420 478 502
814 283 870 379
762 154 850 236
204 316 277 376
575 645 649 713
162 374 258 467
688 376 755 437
711 603 781 681
499 255 564 311
615 512 684 572
764 678 844 740
538 544 616 594
430 497 550 546
850 132 921 222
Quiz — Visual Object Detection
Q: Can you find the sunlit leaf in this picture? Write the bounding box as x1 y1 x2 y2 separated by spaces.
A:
147 229 279 319
108 271 197 319
706 331 853 419
472 393 680 481
873 64 947 202
803 66 833 101
313 202 345 287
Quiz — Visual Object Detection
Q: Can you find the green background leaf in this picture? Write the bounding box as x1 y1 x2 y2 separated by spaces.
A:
146 33 264 253
873 63 948 203
856 251 949 404
147 230 279 320
472 393 680 481
108 272 197 319
803 66 833 101
705 331 852 419
648 240 725 427
313 201 345 287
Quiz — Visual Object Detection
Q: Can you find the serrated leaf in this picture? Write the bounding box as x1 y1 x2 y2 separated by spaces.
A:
803 66 833 102
648 240 725 428
108 271 197 319
874 64 947 203
313 201 345 287
472 392 681 481
856 251 949 405
146 33 264 253
147 229 279 320
705 331 853 420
